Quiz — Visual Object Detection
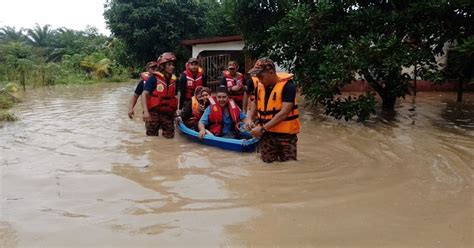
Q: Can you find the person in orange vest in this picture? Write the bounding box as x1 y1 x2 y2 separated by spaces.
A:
220 61 247 110
127 61 157 119
198 86 249 139
179 86 211 130
178 57 207 109
141 52 179 138
247 58 300 163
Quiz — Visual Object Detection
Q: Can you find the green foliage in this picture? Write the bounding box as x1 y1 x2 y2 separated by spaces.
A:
0 111 17 121
80 53 111 80
104 0 209 66
0 90 17 109
237 0 473 120
0 42 35 90
324 93 377 122
0 24 132 88
0 89 18 122
27 24 55 47
5 83 19 92
236 0 293 58
202 0 239 37
106 63 130 83
445 36 474 83
0 26 27 43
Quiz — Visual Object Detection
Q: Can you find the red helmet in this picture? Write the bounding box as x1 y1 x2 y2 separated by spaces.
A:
157 52 176 66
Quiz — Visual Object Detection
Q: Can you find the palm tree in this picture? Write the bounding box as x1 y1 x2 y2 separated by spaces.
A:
26 24 55 47
0 26 27 42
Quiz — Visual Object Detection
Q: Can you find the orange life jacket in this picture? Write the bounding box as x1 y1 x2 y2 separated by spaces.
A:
183 65 204 100
223 70 244 102
249 76 259 101
256 73 300 134
208 96 241 136
191 96 203 120
146 71 178 113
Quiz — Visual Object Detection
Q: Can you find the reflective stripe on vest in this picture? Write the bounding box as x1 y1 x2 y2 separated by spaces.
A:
184 67 203 100
223 70 244 102
256 73 300 134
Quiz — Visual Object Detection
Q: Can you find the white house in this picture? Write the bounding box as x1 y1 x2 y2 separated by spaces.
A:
181 36 248 83
181 35 245 59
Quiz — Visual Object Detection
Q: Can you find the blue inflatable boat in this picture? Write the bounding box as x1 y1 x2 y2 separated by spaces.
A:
177 121 259 152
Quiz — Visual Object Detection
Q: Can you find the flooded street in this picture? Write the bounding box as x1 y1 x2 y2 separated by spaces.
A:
1 83 472 247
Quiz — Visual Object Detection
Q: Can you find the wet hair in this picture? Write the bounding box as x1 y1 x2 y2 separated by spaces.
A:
216 85 229 95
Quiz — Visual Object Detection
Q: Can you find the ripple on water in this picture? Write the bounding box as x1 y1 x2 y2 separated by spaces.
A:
1 86 472 247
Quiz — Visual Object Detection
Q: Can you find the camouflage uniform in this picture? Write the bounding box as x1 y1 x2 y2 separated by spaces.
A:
145 109 175 138
259 133 298 163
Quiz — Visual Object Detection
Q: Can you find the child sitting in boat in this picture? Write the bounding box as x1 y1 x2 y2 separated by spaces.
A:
179 86 211 130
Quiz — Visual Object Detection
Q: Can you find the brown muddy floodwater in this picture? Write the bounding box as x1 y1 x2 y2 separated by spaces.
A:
1 83 473 247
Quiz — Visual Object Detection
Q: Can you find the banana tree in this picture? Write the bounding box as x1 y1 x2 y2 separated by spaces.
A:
80 53 111 80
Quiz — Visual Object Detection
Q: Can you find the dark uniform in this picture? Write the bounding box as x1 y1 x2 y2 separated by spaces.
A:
257 80 298 162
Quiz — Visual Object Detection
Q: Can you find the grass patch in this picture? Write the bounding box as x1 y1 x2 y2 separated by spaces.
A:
0 91 16 109
0 90 18 122
53 73 131 85
0 111 17 121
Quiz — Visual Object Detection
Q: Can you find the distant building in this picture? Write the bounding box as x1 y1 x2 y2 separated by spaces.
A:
181 36 248 86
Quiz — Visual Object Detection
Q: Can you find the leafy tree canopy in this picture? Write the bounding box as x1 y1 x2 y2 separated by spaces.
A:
236 0 473 121
104 0 211 66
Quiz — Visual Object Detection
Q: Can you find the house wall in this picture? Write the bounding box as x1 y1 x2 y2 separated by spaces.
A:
192 41 244 58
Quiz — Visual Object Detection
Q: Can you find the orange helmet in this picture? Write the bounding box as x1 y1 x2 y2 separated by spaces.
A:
157 52 176 66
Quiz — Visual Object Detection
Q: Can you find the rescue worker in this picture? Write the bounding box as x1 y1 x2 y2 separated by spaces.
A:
141 52 178 138
198 86 249 139
247 58 300 163
179 57 207 109
219 61 247 110
128 61 157 119
180 86 211 130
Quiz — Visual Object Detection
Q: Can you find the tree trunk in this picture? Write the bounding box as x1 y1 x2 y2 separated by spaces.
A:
20 71 26 91
457 78 464 102
413 78 417 97
382 96 397 111
413 65 417 97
